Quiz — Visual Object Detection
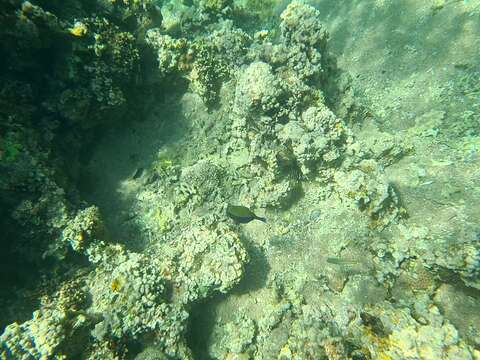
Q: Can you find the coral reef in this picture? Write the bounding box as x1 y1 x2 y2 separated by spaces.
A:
196 0 233 14
87 243 189 355
335 160 403 229
147 19 248 107
1 278 90 359
385 222 480 290
1 0 479 359
173 223 249 302
279 0 331 82
145 30 191 76
211 314 256 358
350 302 479 360
61 206 104 252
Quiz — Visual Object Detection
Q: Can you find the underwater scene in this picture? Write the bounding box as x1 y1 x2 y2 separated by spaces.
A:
1 0 480 359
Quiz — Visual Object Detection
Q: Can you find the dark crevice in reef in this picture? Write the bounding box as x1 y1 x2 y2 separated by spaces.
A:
234 233 271 295
187 296 226 360
0 194 92 329
186 234 272 359
0 212 41 329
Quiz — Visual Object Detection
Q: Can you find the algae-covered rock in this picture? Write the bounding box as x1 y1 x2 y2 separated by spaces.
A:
174 222 249 302
434 283 480 347
277 105 348 176
390 223 480 290
233 61 284 121
335 162 403 228
341 275 388 305
1 279 90 359
351 303 479 360
61 206 104 252
86 242 191 357
178 159 226 206
222 315 256 354
145 30 191 76
134 346 171 360
196 0 233 14
264 303 344 359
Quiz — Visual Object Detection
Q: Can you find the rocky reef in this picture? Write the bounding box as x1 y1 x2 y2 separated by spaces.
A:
1 0 480 359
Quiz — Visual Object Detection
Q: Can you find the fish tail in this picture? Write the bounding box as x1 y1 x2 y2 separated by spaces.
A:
256 216 267 223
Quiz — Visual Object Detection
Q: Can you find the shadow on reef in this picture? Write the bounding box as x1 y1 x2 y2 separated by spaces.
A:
0 197 91 330
186 296 223 360
75 82 190 252
185 229 271 360
233 232 271 295
0 207 41 329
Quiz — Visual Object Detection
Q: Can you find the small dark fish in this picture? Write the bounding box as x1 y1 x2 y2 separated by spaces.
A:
226 204 266 224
